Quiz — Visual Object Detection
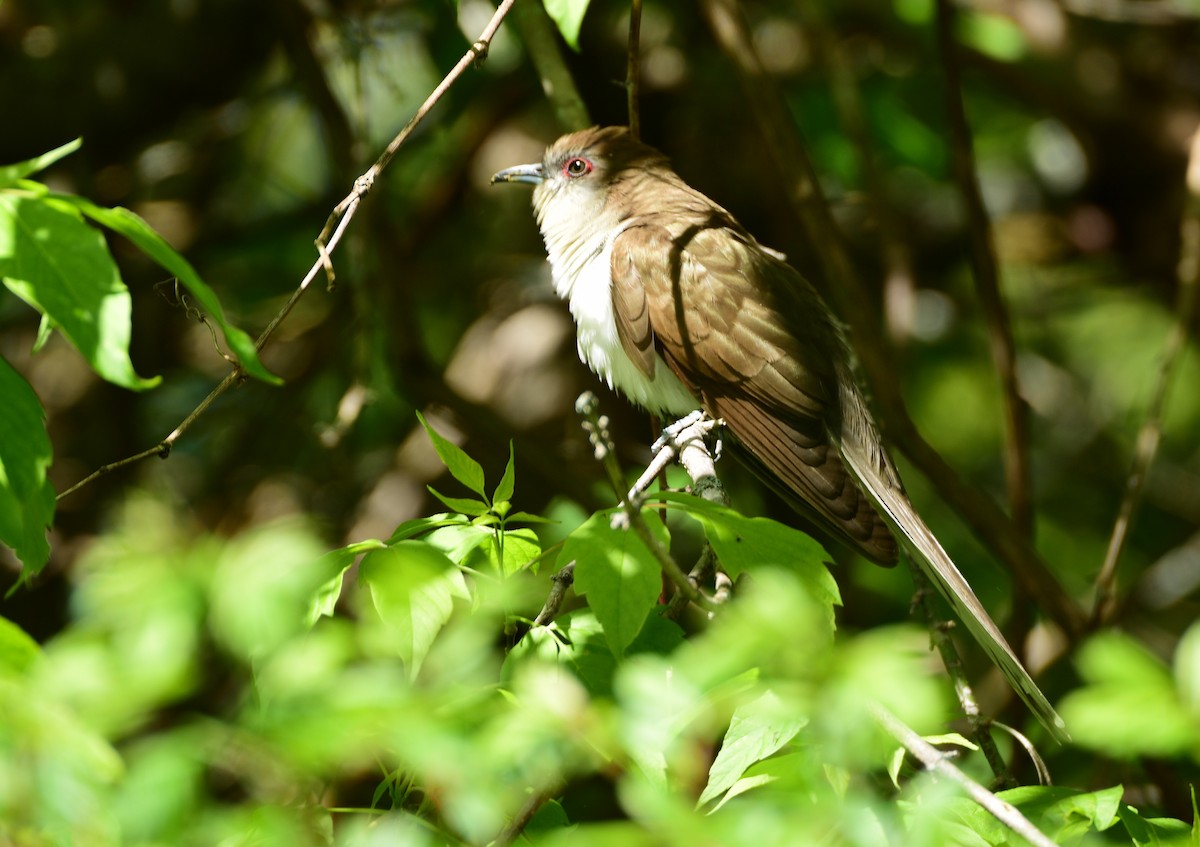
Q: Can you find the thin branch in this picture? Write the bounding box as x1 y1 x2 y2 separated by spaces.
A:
533 561 576 626
907 561 1015 787
626 0 643 139
698 0 1083 639
935 0 1034 541
490 780 567 847
57 0 518 502
1092 125 1200 625
575 393 717 613
871 703 1059 847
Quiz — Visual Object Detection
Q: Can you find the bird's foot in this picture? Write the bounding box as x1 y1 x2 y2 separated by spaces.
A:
627 410 727 507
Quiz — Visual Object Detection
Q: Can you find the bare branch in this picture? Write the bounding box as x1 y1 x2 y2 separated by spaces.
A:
57 0 519 502
871 703 1059 847
935 0 1034 540
626 0 643 139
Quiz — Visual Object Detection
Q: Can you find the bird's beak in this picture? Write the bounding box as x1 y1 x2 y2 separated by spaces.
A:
491 163 545 186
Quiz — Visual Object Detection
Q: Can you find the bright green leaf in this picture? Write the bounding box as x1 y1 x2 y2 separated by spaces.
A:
427 486 491 517
492 441 515 505
0 194 160 390
543 0 592 50
308 539 386 624
359 541 470 677
54 195 280 385
0 356 54 575
564 509 666 657
699 690 808 807
654 492 840 626
416 411 487 498
1175 620 1200 718
1060 632 1195 758
385 512 470 544
0 616 41 676
0 138 81 188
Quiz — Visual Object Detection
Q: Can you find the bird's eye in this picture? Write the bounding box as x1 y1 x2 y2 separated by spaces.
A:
564 157 593 178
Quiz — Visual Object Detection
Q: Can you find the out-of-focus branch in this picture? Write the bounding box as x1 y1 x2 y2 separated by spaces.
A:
804 4 918 347
935 0 1034 541
698 0 1083 638
626 0 643 139
871 704 1059 847
1092 126 1200 626
58 0 519 502
510 0 591 131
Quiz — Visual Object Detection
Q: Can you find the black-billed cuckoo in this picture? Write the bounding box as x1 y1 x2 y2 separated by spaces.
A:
493 126 1066 740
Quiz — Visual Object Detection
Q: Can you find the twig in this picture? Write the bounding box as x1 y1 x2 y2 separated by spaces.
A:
871 703 1058 847
533 561 576 626
626 0 643 139
908 561 1014 787
697 0 1083 640
575 393 717 613
490 780 567 847
1092 125 1200 626
935 0 1034 541
57 0 518 502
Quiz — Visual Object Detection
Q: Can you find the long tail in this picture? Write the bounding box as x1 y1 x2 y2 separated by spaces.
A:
836 382 1069 743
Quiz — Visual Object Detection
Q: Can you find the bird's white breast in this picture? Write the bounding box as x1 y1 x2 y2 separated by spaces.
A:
539 216 698 417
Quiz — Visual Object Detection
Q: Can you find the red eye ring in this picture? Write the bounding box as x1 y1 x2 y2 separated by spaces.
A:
564 156 593 178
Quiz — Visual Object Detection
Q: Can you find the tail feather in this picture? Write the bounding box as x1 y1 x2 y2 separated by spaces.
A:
836 410 1069 742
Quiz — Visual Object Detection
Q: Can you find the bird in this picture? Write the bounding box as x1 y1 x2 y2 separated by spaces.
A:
492 125 1067 741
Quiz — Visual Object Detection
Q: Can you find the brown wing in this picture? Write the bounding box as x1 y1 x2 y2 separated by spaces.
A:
610 220 898 565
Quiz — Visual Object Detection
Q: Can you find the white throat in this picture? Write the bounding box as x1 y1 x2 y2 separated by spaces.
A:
536 202 698 417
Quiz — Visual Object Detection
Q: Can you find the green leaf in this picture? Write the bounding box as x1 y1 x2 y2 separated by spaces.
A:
385 512 470 544
563 509 666 657
0 616 41 676
0 193 160 390
699 690 808 807
1059 632 1196 758
55 195 280 385
0 138 81 188
654 492 840 626
416 411 487 498
492 441 515 505
359 541 470 678
307 539 386 624
1175 620 1200 718
487 527 541 577
543 0 592 50
0 357 55 575
427 486 491 518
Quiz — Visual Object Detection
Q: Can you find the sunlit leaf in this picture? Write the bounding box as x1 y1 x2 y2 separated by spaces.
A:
0 193 160 390
563 509 666 657
359 540 470 677
417 411 487 498
0 357 54 575
654 492 839 626
0 138 81 188
55 195 281 385
699 690 807 807
492 441 515 505
543 0 591 50
0 616 41 676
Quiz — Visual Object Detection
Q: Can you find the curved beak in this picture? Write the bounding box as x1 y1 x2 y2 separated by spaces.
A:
491 163 545 186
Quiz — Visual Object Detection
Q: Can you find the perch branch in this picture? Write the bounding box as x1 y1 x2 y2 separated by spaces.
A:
576 393 717 612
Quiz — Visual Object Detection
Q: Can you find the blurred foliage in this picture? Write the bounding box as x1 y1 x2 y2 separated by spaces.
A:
2 0 1200 841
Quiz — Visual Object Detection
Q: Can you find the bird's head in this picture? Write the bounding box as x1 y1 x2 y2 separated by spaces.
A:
492 126 668 242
